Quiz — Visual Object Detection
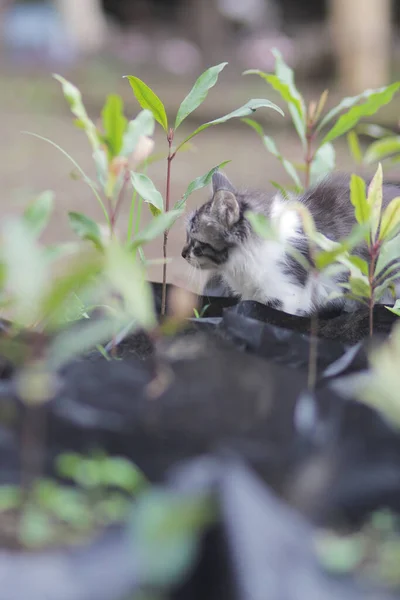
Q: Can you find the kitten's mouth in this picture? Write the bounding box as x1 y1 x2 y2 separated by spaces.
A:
185 256 214 270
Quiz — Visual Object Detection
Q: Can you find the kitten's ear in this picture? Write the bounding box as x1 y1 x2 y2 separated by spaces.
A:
212 171 236 195
211 190 240 228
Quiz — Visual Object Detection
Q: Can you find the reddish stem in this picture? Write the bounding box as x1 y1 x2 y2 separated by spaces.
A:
304 129 315 190
161 129 174 316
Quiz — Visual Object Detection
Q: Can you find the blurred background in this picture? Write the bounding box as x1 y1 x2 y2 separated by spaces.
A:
0 0 399 288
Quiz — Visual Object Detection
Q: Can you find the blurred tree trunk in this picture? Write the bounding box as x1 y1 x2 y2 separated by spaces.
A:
179 0 229 65
56 0 107 53
329 0 392 93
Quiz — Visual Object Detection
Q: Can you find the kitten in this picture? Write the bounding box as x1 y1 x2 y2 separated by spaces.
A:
181 171 400 316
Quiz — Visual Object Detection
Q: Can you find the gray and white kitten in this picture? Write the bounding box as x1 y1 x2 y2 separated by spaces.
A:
182 172 400 316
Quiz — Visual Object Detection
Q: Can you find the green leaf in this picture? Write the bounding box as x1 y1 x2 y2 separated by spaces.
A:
132 209 183 248
386 299 400 316
310 143 335 186
2 219 49 325
130 172 164 214
176 99 284 151
368 163 383 242
68 212 103 250
40 252 102 328
241 117 264 136
350 174 370 226
244 49 306 144
48 317 122 370
375 274 400 302
125 76 168 132
365 136 400 164
376 235 400 278
130 490 215 588
347 131 363 164
121 109 155 157
245 211 276 240
178 160 231 207
380 197 400 241
349 276 371 299
105 241 157 329
348 255 369 277
23 191 54 237
53 74 100 151
175 62 228 129
321 82 400 144
263 136 302 190
101 94 128 158
19 506 53 548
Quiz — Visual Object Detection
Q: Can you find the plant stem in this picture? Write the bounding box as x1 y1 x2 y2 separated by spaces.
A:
161 129 174 317
111 171 130 234
304 130 314 190
368 244 378 337
126 189 138 244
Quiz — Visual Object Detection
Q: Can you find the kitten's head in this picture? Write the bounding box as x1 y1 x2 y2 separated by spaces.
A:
182 172 249 270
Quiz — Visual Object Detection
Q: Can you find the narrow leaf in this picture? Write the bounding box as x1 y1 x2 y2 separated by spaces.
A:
375 236 400 279
101 94 128 158
368 163 383 242
178 161 231 207
347 131 363 164
244 49 306 144
176 99 284 151
380 197 400 241
132 210 183 248
131 172 164 213
175 63 228 129
386 299 400 316
310 143 335 186
263 136 302 189
365 136 400 165
125 76 168 132
53 74 100 151
350 174 370 226
68 212 103 250
23 191 54 237
321 83 400 144
349 276 371 299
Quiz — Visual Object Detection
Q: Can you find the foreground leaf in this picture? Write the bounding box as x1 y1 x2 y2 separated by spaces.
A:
176 99 284 151
347 131 363 164
386 299 400 316
350 174 370 226
132 209 183 249
244 49 305 144
125 76 168 132
368 164 383 243
178 161 231 208
68 212 103 250
105 242 156 329
310 143 335 186
380 197 400 242
263 136 302 190
365 136 400 164
23 191 54 238
101 94 127 158
130 172 164 214
321 82 400 144
175 62 228 129
2 219 49 325
54 74 100 151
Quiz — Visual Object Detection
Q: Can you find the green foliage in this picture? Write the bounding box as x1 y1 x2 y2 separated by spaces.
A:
68 212 103 250
23 191 54 238
101 94 128 158
178 161 231 208
243 49 400 190
175 62 228 129
0 452 146 549
131 489 215 588
130 172 164 215
125 76 168 131
176 98 284 151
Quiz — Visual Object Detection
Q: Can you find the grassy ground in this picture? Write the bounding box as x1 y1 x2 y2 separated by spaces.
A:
0 60 398 290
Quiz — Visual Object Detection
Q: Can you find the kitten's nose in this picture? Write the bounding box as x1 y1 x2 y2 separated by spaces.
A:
181 246 189 259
